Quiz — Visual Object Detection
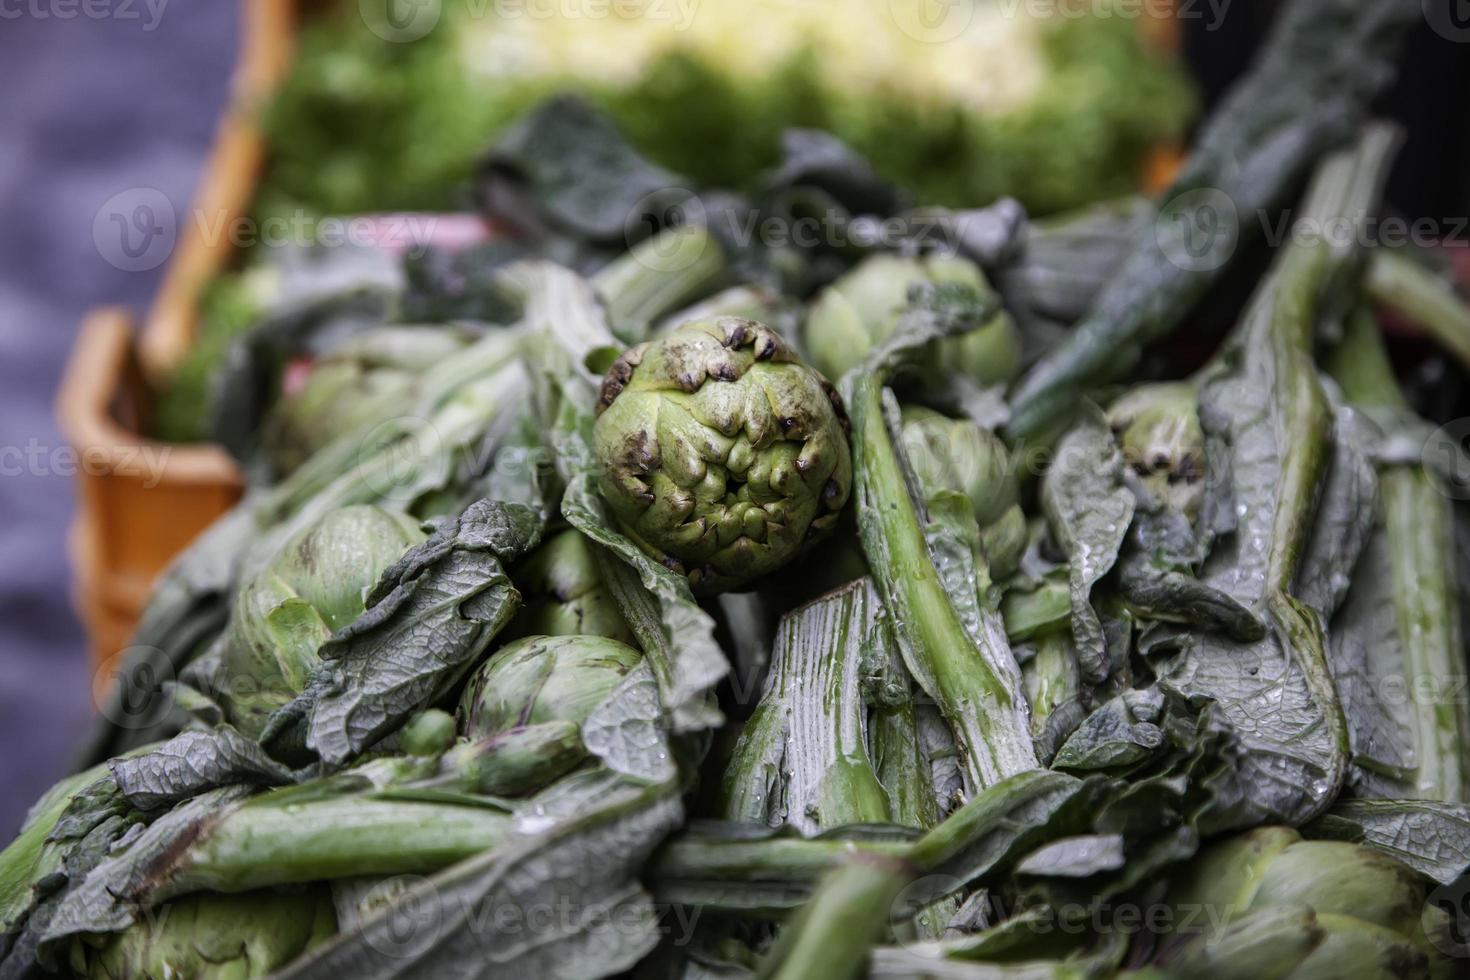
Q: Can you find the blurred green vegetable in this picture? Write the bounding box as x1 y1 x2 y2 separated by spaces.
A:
257 2 1191 223
216 505 425 738
66 888 335 980
804 254 1020 386
262 324 473 476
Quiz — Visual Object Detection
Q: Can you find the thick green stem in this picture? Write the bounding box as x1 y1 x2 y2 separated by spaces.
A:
1226 128 1400 822
595 225 729 340
1331 308 1470 803
850 374 1037 796
163 798 510 898
1366 248 1470 377
757 855 916 980
722 579 890 831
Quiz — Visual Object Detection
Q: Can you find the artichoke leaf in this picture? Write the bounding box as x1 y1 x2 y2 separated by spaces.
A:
110 727 294 812
1306 799 1470 886
1040 406 1135 683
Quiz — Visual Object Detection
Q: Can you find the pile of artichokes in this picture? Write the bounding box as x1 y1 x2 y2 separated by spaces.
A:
4 1 1469 976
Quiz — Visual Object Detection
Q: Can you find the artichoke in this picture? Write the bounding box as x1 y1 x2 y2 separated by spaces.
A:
1106 382 1205 521
450 634 644 794
216 505 425 737
504 528 634 643
263 324 472 475
803 253 1021 385
67 888 335 979
594 317 852 594
458 634 643 740
1159 828 1454 980
900 406 1019 528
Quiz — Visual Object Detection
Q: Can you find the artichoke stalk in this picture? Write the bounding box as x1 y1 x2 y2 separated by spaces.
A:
594 316 852 593
214 505 425 738
1329 307 1470 802
721 578 891 832
848 374 1039 796
757 854 916 980
804 253 1021 386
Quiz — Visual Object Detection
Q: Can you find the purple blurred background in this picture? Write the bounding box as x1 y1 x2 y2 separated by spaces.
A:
0 3 237 835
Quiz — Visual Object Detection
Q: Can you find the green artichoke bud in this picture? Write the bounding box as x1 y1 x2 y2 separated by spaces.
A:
401 709 457 757
1161 906 1324 980
505 528 634 643
263 325 473 475
803 253 1021 384
900 406 1019 528
450 634 643 794
1290 914 1431 980
594 317 852 594
980 504 1027 582
1107 382 1205 520
1247 840 1430 938
68 888 335 979
1161 828 1451 980
218 505 425 737
458 634 642 737
1164 825 1301 915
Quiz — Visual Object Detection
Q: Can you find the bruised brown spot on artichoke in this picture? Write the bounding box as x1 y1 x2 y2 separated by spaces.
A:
718 316 752 348
593 317 852 594
596 349 643 414
820 378 851 434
